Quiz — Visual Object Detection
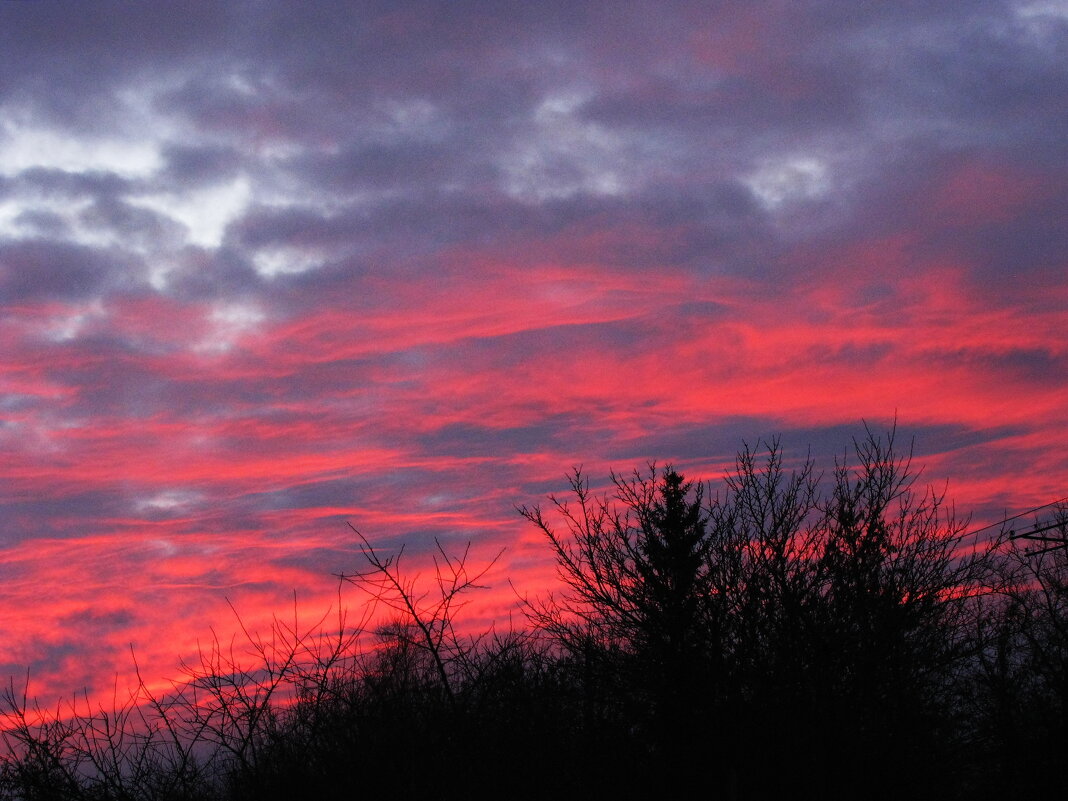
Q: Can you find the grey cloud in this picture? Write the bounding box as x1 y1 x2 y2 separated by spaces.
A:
273 545 361 576
603 416 787 465
159 143 246 186
11 209 68 237
0 489 132 544
236 476 376 515
226 205 366 251
78 197 188 248
161 247 265 302
414 421 568 459
57 607 135 633
0 239 141 304
0 1 237 125
11 168 132 200
8 1 1056 310
928 347 1067 387
291 140 480 193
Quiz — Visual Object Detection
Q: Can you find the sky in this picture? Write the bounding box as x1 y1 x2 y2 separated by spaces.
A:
1 0 1066 702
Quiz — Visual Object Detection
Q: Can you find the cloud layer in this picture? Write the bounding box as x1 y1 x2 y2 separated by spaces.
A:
1 0 1066 700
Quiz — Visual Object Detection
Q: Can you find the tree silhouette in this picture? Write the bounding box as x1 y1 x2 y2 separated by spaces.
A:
967 505 1068 798
0 428 1061 800
519 465 739 792
520 428 989 799
805 427 984 798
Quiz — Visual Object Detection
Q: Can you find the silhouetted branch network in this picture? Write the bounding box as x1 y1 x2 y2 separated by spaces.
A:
1 426 1065 801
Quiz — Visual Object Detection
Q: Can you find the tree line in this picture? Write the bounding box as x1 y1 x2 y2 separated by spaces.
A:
2 427 1065 800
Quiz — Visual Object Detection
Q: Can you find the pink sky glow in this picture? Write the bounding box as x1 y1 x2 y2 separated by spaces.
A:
1 1 1066 704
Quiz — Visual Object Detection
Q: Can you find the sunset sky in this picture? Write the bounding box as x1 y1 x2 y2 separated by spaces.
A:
1 0 1066 702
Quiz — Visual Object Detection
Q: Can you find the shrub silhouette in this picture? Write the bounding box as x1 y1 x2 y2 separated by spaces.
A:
963 505 1068 798
519 426 988 798
0 426 1063 800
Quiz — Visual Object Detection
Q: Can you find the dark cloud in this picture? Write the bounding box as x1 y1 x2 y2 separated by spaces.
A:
415 421 567 459
162 248 265 301
12 167 131 198
79 197 186 246
159 143 246 186
0 1 237 125
11 208 68 237
0 239 140 303
0 489 130 543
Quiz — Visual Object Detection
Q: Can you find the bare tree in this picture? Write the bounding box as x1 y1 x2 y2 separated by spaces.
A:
520 429 990 799
339 526 502 712
800 426 987 798
967 504 1068 797
518 465 739 793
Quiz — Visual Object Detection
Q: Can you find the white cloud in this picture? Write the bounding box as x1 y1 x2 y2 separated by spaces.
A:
1016 0 1068 20
500 91 627 201
0 117 162 179
195 301 266 353
1015 0 1068 44
744 155 831 210
252 245 325 278
41 300 108 343
131 175 251 249
0 198 25 238
381 98 442 138
138 489 202 515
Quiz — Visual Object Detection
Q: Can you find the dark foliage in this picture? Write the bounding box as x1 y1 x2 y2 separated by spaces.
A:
1 427 1064 800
